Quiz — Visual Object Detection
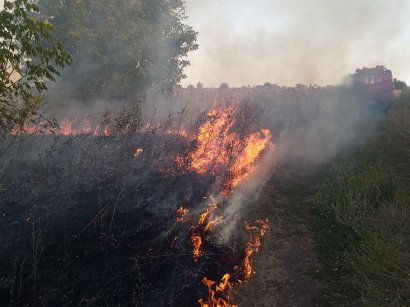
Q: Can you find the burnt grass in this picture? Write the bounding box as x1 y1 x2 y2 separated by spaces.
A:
0 134 248 306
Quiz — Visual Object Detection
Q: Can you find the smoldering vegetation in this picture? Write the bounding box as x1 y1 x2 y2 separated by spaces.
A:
0 81 385 305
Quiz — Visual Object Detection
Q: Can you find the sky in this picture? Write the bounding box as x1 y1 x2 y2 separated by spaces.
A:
183 0 410 87
1 0 409 87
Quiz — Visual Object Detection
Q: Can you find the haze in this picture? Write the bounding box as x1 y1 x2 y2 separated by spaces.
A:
1 0 409 87
184 0 410 87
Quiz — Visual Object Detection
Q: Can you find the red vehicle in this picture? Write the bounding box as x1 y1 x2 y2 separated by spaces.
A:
351 65 394 102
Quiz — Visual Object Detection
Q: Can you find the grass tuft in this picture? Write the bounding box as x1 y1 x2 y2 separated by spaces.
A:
313 91 410 306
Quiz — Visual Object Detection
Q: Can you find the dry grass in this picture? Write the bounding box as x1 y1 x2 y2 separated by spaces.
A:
313 91 410 306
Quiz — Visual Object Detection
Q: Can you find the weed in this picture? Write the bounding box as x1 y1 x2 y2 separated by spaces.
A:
313 92 410 306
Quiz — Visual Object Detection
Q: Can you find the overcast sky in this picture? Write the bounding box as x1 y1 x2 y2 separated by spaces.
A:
1 0 409 87
184 0 410 87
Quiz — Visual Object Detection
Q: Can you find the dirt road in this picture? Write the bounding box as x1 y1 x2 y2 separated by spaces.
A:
234 162 322 307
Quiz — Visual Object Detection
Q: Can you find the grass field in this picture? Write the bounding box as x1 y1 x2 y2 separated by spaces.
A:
313 90 410 306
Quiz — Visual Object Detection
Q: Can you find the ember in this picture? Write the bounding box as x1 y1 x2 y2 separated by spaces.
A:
176 206 189 222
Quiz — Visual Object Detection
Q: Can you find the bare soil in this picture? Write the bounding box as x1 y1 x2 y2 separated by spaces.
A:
234 161 322 307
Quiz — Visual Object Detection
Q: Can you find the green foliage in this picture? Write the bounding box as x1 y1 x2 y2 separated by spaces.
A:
315 161 396 228
0 0 70 133
313 98 410 306
38 0 198 100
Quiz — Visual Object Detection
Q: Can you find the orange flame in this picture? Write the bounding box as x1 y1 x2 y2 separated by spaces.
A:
198 274 237 307
204 215 223 231
191 203 220 262
222 129 273 195
102 127 111 137
198 203 218 225
59 119 75 136
176 206 189 222
198 219 269 306
191 235 202 261
187 104 274 196
241 219 269 281
134 148 143 158
189 105 236 176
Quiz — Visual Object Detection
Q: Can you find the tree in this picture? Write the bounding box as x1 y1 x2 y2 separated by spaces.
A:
0 0 71 133
394 78 407 90
196 81 203 89
38 0 198 101
219 83 229 90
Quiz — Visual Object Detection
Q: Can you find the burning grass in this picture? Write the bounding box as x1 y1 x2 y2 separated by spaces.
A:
0 100 275 306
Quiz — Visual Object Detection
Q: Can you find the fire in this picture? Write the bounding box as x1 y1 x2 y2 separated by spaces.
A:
59 119 75 136
10 117 114 136
191 235 202 261
176 206 189 222
241 219 269 281
182 104 274 306
204 215 223 231
191 202 221 261
10 102 274 306
198 274 237 307
102 126 111 136
186 104 274 195
198 203 218 225
223 129 273 194
189 105 236 176
134 148 143 158
197 219 269 306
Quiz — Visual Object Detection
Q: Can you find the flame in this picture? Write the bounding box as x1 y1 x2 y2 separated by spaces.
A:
184 104 274 306
10 116 116 136
9 104 274 306
134 148 143 158
191 235 202 261
59 119 75 136
198 203 218 225
222 129 273 195
191 202 220 261
187 104 274 196
197 219 269 306
241 219 269 281
176 206 189 222
198 274 237 307
204 215 223 231
102 127 111 136
189 105 236 176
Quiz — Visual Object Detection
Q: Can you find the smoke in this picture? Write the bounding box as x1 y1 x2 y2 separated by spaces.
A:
184 0 410 87
216 142 278 244
4 0 391 247
184 84 383 244
41 0 197 118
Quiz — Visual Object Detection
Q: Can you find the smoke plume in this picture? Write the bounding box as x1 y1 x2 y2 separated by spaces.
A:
184 0 410 87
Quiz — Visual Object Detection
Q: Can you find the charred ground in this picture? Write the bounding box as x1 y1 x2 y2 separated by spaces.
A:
0 84 401 306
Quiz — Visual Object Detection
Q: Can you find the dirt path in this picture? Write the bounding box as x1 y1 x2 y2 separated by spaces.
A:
234 162 322 307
